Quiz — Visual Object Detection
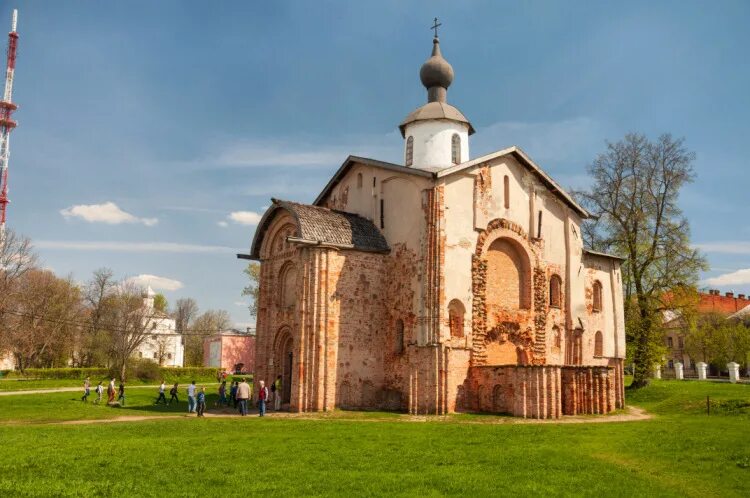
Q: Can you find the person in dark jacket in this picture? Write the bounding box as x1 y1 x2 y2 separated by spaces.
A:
196 387 206 417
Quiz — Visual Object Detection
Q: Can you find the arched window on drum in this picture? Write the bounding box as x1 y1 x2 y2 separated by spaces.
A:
451 134 461 164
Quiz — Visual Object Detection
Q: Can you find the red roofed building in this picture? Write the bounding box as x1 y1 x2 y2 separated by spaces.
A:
663 290 750 376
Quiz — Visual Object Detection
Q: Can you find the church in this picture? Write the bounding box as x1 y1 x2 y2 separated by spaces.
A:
243 31 626 418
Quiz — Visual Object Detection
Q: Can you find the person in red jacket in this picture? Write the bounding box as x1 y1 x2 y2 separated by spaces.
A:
257 380 268 417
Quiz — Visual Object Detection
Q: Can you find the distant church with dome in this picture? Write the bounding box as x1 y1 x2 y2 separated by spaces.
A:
243 29 626 418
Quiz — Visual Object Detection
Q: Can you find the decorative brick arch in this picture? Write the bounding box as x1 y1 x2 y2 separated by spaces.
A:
471 219 548 366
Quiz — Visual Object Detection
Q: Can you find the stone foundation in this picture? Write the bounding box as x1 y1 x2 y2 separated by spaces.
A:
466 361 623 419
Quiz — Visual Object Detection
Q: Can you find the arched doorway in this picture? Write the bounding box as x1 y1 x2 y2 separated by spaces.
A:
274 328 294 405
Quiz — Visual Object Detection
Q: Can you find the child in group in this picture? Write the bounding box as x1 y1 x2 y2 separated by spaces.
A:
155 380 167 405
216 381 227 407
107 377 116 404
196 387 206 417
94 382 104 404
81 376 90 402
230 381 238 408
117 382 126 406
168 382 179 405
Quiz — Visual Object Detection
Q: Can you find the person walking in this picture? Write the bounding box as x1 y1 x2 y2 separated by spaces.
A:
107 377 116 404
187 381 197 413
257 380 268 417
81 377 91 402
274 375 282 411
94 381 104 404
230 381 238 409
169 382 179 405
155 380 167 405
117 381 126 406
216 381 227 407
236 378 251 416
196 387 206 417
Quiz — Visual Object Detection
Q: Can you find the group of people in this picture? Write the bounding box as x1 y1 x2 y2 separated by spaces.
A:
81 376 125 406
80 373 285 418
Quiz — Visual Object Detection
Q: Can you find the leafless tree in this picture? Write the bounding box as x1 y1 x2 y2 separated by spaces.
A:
0 229 37 314
575 133 707 388
154 335 170 366
105 281 153 381
73 268 118 367
184 309 231 366
2 269 82 372
173 298 198 334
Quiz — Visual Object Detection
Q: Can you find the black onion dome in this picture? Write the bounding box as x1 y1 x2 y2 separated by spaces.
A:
419 37 454 99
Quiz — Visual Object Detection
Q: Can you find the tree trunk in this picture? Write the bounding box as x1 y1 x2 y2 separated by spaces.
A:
631 299 653 388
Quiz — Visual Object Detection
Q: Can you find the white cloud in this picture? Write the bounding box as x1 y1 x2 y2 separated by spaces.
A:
60 202 158 226
703 269 750 287
228 211 263 226
694 242 750 255
217 221 229 227
35 240 242 254
126 274 184 291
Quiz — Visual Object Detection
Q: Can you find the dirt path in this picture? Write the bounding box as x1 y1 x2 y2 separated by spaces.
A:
0 385 165 396
16 405 651 427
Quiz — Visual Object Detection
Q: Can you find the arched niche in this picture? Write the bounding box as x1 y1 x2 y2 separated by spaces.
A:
448 299 466 339
486 237 531 311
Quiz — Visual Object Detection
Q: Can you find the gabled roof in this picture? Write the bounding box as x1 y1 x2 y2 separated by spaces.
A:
313 155 432 207
436 146 590 218
314 148 588 219
249 198 390 259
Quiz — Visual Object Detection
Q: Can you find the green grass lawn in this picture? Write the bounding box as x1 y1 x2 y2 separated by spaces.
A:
0 379 747 497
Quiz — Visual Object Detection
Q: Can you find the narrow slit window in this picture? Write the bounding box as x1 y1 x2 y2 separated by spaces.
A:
357 173 363 189
405 136 414 166
380 199 384 229
537 210 543 238
504 175 510 209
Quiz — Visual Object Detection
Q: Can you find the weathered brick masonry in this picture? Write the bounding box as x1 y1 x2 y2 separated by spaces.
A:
245 36 625 419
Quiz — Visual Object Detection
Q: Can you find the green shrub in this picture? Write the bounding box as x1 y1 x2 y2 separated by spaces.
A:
4 366 222 383
125 359 161 382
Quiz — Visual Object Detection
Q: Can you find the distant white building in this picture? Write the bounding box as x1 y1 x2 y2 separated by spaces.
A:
135 286 184 367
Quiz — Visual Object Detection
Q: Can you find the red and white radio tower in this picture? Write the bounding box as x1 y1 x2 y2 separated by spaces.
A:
0 9 18 248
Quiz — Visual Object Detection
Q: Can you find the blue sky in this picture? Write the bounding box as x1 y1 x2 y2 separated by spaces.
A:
4 1 750 327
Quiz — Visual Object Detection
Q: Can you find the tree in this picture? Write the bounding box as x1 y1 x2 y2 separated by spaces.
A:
154 335 171 366
242 263 260 319
173 298 198 335
153 293 168 313
184 309 231 366
576 133 707 388
0 229 37 314
2 269 82 372
105 281 153 380
76 268 117 368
